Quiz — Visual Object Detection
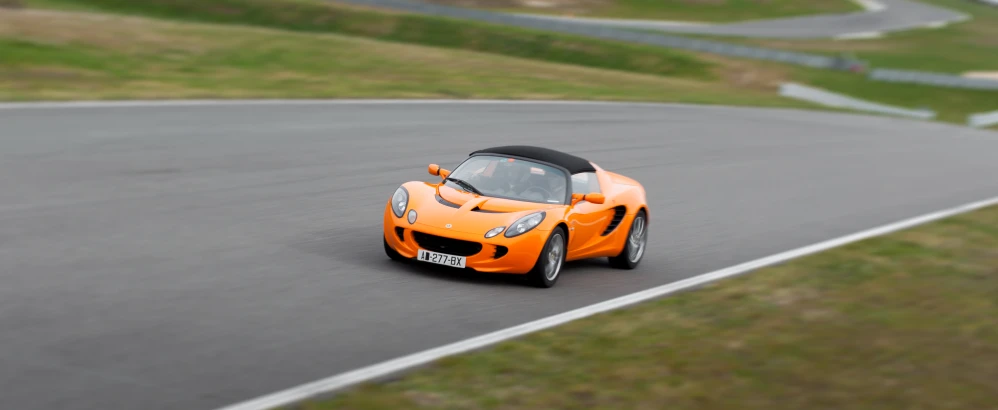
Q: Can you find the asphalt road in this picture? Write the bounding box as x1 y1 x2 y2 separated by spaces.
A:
343 0 968 39
503 0 968 38
2 101 998 410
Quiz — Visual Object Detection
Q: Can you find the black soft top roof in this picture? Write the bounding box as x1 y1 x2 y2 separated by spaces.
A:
470 145 596 174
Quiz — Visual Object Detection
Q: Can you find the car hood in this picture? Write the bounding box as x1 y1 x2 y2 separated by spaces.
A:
410 184 560 234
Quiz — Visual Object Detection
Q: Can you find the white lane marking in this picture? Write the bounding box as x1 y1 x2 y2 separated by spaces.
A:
214 195 998 410
834 31 884 40
850 0 887 12
508 12 708 27
0 99 752 110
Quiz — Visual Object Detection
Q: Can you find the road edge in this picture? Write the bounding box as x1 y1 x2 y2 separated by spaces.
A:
213 194 998 410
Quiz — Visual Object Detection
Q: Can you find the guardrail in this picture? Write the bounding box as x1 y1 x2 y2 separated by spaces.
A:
869 69 998 90
778 83 937 119
967 110 998 128
337 0 866 71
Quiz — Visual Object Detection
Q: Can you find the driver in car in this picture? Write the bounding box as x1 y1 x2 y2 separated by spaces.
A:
471 160 559 202
493 160 533 196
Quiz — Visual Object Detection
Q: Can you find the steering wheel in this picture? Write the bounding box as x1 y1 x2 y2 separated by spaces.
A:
522 185 553 200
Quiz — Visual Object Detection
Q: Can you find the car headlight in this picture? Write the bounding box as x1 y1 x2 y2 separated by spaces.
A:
504 211 546 238
407 209 418 224
484 226 505 238
391 186 408 218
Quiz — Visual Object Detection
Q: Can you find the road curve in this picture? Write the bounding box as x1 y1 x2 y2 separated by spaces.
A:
502 0 969 38
2 100 998 410
341 0 969 39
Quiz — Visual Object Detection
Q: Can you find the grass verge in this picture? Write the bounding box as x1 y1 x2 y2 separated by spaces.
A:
432 0 862 23
301 203 998 410
20 0 714 80
0 9 798 105
733 57 998 124
8 1 997 124
721 0 998 74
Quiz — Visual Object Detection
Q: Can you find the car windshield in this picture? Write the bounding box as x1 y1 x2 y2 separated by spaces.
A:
443 155 568 204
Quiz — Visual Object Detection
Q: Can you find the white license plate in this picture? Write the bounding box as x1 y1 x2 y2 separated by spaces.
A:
417 249 466 268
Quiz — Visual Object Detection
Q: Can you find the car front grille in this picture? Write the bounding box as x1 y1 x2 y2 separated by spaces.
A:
412 231 483 257
493 245 508 259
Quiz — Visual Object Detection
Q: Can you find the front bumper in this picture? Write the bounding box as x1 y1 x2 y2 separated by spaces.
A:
383 204 547 274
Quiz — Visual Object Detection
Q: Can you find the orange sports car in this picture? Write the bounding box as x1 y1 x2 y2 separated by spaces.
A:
383 145 648 288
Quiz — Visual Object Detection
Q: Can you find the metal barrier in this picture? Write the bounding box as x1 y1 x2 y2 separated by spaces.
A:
869 69 998 90
779 83 937 119
967 110 998 128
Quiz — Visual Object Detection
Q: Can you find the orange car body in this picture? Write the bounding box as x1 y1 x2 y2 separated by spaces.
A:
383 146 648 286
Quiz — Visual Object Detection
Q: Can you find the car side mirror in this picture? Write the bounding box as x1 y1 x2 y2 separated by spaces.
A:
584 193 605 204
571 192 604 205
428 164 450 178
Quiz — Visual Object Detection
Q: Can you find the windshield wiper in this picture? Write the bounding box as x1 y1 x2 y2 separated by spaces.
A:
445 177 483 196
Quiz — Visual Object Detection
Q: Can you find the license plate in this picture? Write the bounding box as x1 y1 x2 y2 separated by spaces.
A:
417 249 466 268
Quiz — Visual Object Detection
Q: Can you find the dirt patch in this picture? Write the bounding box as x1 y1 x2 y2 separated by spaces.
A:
0 9 229 53
0 0 23 9
700 54 791 91
0 66 89 80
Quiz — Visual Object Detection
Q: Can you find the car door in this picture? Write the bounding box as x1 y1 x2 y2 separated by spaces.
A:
564 172 615 258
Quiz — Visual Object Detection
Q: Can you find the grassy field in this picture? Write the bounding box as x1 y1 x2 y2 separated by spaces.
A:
7 0 998 125
432 0 862 23
782 63 996 124
0 8 803 104
302 203 998 410
18 0 717 80
727 0 998 74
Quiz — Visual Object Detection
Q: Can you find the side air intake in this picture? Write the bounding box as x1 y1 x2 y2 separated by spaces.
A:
601 206 627 236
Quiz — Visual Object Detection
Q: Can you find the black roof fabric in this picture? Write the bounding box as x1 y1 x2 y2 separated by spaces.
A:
470 145 596 174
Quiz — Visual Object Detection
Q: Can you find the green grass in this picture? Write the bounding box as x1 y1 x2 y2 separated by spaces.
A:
0 9 802 105
21 0 714 80
719 0 998 74
474 0 862 23
302 204 998 410
9 0 998 125
787 63 997 124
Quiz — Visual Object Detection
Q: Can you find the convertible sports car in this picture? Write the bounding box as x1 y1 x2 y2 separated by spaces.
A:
383 145 648 288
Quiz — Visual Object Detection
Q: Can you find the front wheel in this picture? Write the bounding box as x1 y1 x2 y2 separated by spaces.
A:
525 227 567 288
609 210 647 269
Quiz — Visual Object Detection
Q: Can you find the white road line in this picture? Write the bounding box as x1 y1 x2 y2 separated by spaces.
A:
508 13 709 27
834 31 884 40
214 194 998 410
0 99 965 125
850 0 887 12
0 99 743 110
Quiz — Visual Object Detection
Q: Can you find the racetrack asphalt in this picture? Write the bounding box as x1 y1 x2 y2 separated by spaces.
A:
502 0 967 38
340 0 968 39
2 100 998 410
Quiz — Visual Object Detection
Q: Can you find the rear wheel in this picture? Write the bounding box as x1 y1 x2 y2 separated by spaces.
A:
525 227 567 288
609 210 647 269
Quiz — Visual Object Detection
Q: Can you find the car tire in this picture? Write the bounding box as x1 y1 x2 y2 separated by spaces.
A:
384 236 405 262
609 209 647 269
525 227 567 288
